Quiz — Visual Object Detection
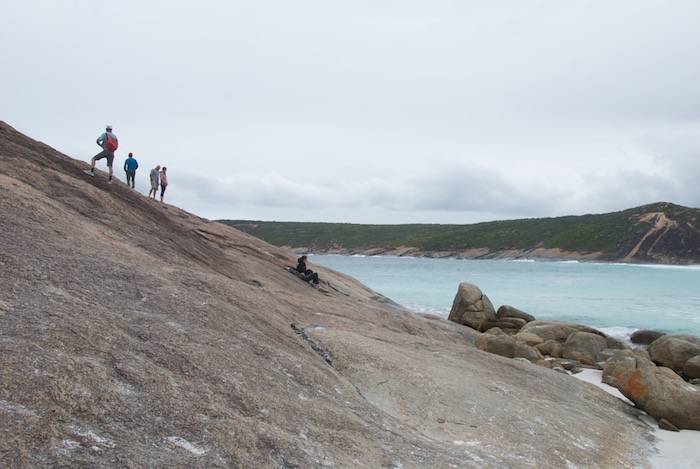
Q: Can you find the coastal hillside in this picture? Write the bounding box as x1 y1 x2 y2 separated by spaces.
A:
221 203 700 264
0 121 655 467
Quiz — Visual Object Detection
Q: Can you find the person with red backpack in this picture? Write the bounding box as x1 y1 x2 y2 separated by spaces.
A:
84 125 119 184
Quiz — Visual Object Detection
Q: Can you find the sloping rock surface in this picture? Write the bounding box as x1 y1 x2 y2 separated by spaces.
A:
0 122 655 467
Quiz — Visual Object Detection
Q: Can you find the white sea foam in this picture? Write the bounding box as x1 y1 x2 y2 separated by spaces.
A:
596 326 638 344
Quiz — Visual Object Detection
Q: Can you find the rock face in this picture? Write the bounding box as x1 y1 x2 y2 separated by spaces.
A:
0 122 659 468
603 349 700 431
447 282 496 331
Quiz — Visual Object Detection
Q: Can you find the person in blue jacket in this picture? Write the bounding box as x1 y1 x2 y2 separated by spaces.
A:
123 152 139 189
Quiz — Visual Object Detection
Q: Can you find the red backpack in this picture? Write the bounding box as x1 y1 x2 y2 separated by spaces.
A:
105 134 118 152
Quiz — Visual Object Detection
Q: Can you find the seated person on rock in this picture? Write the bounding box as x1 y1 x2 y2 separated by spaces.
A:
296 255 320 285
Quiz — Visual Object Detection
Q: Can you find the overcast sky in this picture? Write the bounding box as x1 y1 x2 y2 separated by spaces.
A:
2 1 699 224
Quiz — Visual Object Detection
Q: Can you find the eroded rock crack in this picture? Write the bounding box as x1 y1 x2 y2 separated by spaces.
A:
290 323 332 365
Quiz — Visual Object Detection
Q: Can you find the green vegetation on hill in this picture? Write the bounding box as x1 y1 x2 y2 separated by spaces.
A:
219 202 700 263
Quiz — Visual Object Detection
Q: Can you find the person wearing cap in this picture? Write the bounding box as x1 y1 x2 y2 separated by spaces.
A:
123 152 139 189
85 125 118 184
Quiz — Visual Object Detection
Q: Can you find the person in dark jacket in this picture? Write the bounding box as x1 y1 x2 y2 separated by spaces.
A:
296 255 320 285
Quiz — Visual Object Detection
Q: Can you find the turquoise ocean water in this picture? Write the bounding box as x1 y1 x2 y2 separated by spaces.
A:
311 255 700 341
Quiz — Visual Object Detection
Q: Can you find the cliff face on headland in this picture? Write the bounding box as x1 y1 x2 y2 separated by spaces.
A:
0 122 657 467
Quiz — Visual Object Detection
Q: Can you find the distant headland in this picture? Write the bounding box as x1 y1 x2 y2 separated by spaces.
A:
220 202 700 265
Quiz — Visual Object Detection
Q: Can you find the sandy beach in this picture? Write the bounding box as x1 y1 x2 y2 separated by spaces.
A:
575 370 700 468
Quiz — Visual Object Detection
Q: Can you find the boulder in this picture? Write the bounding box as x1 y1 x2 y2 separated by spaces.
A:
448 283 497 331
482 321 520 333
648 334 700 373
514 342 544 363
630 329 666 345
563 331 608 366
658 419 680 432
495 317 528 330
496 305 536 323
474 328 515 358
556 359 581 371
519 320 604 343
683 356 700 379
603 349 700 431
515 332 545 347
535 340 563 358
597 349 624 364
606 336 631 351
601 349 639 389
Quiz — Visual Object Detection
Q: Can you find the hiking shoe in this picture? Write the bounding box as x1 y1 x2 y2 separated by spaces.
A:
84 170 94 176
108 179 112 185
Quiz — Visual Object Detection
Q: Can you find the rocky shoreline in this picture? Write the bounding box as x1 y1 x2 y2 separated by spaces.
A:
449 282 700 432
304 245 657 264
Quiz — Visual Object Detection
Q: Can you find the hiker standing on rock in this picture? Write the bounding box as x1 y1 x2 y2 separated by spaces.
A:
123 152 138 189
296 255 320 285
148 165 160 200
159 167 168 202
85 125 118 184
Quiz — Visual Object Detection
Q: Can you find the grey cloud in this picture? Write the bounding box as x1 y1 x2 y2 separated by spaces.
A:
3 1 699 224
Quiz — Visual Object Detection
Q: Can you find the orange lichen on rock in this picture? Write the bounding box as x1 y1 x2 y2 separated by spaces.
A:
624 370 647 401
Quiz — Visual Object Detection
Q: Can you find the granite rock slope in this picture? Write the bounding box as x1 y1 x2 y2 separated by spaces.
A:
0 121 655 467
